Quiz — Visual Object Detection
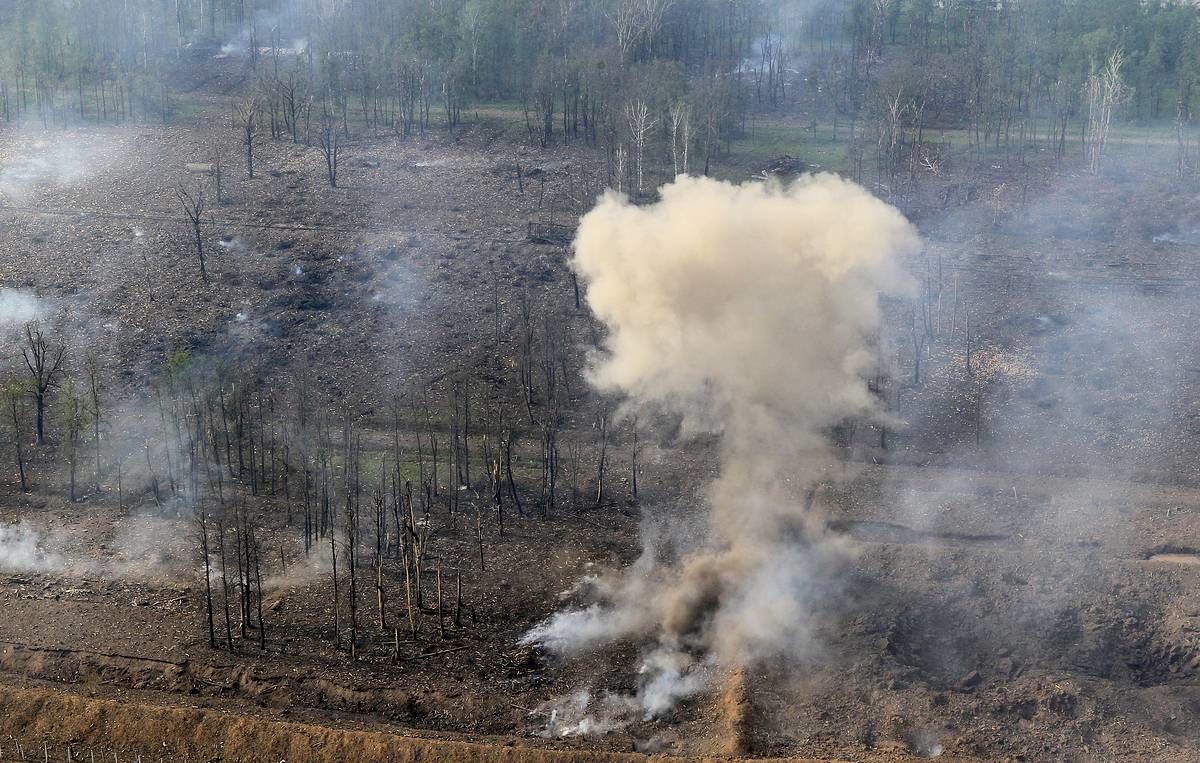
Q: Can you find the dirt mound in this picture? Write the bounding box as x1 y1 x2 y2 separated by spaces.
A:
718 668 754 756
2 683 776 763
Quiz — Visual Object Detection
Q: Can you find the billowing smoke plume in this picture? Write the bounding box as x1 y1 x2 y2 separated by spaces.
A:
523 174 920 722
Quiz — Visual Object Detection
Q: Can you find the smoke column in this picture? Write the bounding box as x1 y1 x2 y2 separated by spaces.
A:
524 174 920 716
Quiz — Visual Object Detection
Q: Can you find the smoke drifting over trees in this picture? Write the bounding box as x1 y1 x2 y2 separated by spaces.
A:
7 1 1200 184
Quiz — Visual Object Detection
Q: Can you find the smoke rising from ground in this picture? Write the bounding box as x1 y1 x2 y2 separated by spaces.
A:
0 522 65 573
523 174 920 720
0 131 123 203
0 515 193 581
0 289 43 327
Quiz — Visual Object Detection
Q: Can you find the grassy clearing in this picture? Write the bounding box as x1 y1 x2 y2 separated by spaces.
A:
721 117 849 177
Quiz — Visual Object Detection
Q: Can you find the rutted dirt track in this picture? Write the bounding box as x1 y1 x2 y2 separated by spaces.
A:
0 683 845 763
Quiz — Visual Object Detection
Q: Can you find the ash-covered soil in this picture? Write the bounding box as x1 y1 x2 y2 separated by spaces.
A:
0 463 1196 760
1 103 1199 761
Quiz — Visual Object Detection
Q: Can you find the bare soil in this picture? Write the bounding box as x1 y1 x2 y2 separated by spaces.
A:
0 95 1198 761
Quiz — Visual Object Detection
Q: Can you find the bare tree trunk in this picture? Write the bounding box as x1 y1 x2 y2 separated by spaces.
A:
595 407 609 507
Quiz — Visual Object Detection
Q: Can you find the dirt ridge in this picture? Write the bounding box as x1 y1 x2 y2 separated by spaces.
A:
0 683 837 763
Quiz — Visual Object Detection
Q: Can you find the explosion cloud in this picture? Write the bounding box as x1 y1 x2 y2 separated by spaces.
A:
523 173 921 712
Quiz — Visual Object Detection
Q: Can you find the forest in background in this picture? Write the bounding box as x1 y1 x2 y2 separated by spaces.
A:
3 1 1200 182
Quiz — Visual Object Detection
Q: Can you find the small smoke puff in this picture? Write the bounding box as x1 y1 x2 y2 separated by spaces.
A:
637 648 708 719
0 522 64 573
103 515 192 580
531 690 638 738
707 539 853 664
521 601 653 655
0 289 43 327
0 132 120 202
262 542 333 596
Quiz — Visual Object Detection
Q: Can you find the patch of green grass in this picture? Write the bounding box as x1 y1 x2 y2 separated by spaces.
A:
715 117 849 178
468 100 525 125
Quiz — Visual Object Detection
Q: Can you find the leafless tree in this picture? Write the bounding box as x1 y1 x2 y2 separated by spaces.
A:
611 0 641 60
1085 49 1130 174
613 144 628 193
176 183 208 281
5 382 27 491
197 513 217 648
236 97 259 179
85 353 103 492
625 99 656 194
640 0 673 56
669 99 692 176
60 380 85 501
317 107 340 188
611 0 673 59
22 321 67 445
595 405 609 507
461 1 484 91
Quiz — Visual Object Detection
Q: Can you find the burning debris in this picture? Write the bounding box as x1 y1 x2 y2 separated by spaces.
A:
523 174 920 720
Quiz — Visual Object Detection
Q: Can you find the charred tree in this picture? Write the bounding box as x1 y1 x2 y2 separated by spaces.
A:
21 322 66 445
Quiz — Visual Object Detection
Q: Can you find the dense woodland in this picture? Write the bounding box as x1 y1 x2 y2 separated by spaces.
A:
3 1 1200 179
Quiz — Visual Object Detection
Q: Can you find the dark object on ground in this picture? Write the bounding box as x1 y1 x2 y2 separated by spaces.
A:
760 155 808 180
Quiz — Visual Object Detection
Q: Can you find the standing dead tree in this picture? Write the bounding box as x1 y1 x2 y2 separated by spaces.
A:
317 102 340 187
624 99 656 195
236 97 259 179
22 321 67 445
176 183 208 281
5 382 27 491
669 99 692 176
60 380 85 501
197 513 217 648
85 354 103 492
595 405 609 507
1084 49 1130 175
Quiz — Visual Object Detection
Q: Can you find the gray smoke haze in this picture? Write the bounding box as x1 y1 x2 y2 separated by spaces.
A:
523 174 920 720
0 515 192 581
0 288 43 326
0 522 65 573
0 130 125 203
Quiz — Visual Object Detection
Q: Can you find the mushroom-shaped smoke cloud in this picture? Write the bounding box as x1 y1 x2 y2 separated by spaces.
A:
524 173 920 720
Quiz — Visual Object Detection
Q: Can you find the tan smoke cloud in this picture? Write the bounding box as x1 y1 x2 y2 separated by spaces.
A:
525 173 920 717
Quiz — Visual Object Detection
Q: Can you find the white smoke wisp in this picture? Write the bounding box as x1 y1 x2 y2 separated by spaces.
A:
522 174 920 717
0 522 65 573
530 689 639 738
0 515 195 581
0 289 44 327
0 132 123 203
262 540 332 596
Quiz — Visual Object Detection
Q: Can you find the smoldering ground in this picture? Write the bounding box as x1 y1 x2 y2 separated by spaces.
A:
751 150 1200 758
0 514 188 580
522 173 921 728
0 289 44 327
0 129 129 204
